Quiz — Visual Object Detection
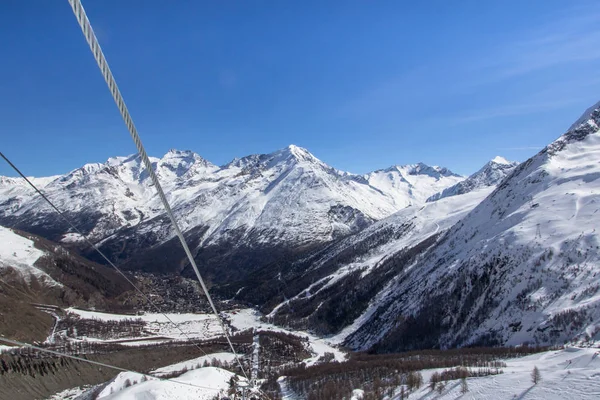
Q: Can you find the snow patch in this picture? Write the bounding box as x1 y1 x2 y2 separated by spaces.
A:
0 226 60 286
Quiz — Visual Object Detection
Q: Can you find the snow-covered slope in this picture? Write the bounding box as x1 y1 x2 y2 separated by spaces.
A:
49 346 600 400
0 225 60 288
0 145 462 276
427 156 518 202
408 347 600 400
97 367 238 400
346 100 600 352
0 150 218 244
366 347 600 400
260 184 496 336
234 157 508 337
365 163 463 207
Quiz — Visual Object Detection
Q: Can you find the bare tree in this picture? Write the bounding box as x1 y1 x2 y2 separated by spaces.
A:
429 371 440 391
531 366 541 384
460 377 468 394
406 371 423 392
436 382 445 395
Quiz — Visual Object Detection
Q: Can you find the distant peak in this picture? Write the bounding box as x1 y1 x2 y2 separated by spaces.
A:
285 144 311 157
491 156 511 165
379 162 460 178
224 145 327 171
407 163 461 178
106 154 139 166
426 156 518 202
79 163 104 173
164 149 197 158
161 149 214 165
275 144 319 163
166 148 191 154
568 100 600 132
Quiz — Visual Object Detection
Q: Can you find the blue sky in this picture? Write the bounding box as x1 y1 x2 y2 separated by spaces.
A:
1 0 600 177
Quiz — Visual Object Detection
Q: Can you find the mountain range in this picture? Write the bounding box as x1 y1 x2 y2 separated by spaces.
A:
0 145 463 281
1 99 599 352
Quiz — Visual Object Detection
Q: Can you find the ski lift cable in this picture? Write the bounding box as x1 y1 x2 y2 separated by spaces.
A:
66 0 251 381
0 151 209 358
0 336 227 392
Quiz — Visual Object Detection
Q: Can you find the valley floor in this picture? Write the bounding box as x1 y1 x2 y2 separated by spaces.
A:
5 306 600 399
61 306 345 365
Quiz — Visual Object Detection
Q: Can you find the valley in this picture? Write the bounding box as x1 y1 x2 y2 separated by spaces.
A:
1 100 599 398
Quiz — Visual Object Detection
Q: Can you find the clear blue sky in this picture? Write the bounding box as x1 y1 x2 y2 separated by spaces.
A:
2 0 600 177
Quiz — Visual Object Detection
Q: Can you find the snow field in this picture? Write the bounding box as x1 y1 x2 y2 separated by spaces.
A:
398 347 600 400
98 367 236 400
0 226 60 286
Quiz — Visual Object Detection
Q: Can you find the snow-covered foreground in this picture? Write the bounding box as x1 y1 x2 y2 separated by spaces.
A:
389 347 600 400
98 367 236 400
49 346 600 399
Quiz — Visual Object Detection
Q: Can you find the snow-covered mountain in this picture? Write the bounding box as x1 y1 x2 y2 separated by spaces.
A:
0 150 219 243
229 101 600 353
5 96 599 353
344 101 600 351
365 163 463 207
253 161 508 335
0 145 463 277
427 156 519 202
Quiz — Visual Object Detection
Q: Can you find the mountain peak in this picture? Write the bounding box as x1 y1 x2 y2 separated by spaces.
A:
264 144 322 166
162 149 205 161
491 156 511 165
224 145 323 172
163 148 212 160
405 163 461 178
546 100 600 156
378 163 460 180
280 144 318 162
568 100 600 132
166 148 193 156
160 149 215 169
426 157 518 202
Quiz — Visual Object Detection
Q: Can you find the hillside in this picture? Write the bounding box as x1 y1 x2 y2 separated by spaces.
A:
235 156 517 336
0 226 133 342
346 101 600 352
